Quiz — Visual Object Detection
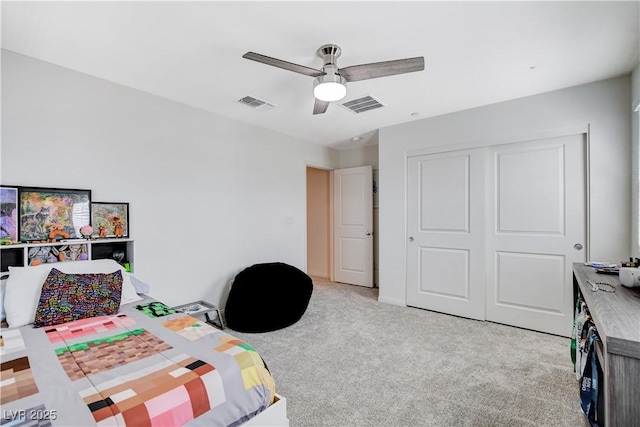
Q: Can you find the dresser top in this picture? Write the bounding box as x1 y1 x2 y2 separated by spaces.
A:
573 263 640 359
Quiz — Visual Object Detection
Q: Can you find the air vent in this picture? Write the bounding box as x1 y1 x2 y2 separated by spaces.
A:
238 95 276 111
339 95 386 114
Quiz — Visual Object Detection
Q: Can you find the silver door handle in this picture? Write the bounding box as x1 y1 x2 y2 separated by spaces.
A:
409 237 414 242
574 243 583 250
365 232 372 236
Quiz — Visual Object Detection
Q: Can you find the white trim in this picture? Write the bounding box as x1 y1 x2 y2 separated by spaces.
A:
242 394 289 426
405 125 590 158
585 124 592 262
377 295 406 306
304 160 334 171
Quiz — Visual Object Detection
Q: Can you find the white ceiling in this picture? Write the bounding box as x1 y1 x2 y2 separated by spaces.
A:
2 1 639 150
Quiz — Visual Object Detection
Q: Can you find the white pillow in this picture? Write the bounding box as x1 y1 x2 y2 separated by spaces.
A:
4 259 142 328
0 277 7 321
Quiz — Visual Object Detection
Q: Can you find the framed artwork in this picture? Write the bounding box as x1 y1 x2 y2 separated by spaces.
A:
0 186 19 242
91 202 129 238
19 187 92 242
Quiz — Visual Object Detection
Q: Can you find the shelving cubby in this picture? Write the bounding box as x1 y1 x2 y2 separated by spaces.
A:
0 238 134 273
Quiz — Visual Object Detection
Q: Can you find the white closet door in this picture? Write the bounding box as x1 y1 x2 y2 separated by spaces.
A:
406 149 486 320
333 165 374 287
485 134 586 337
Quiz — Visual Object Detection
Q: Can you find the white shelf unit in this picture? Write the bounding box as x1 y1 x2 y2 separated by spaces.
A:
0 238 134 273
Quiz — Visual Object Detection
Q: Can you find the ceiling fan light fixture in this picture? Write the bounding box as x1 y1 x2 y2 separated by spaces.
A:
243 44 424 114
313 74 346 102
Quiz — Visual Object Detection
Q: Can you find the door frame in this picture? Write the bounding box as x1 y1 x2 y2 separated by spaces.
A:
304 162 335 281
304 162 377 285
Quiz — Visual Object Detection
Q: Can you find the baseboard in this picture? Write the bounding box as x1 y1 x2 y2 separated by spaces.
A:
377 295 406 306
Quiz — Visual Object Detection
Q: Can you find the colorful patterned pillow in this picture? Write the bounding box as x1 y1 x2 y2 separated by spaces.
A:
33 268 123 327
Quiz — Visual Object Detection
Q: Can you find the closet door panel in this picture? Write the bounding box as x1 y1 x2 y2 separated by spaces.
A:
406 149 485 320
485 134 586 337
418 247 469 299
494 251 565 313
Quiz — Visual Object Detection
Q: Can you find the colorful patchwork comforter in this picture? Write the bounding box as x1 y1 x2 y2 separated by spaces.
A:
0 296 276 426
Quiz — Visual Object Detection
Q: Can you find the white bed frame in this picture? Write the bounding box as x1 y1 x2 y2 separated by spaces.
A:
243 394 289 426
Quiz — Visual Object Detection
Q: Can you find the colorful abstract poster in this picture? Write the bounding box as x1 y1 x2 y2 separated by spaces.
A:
0 186 18 241
19 187 91 242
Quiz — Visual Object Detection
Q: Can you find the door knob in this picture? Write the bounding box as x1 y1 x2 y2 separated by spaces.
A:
365 232 372 236
409 237 414 242
574 243 583 250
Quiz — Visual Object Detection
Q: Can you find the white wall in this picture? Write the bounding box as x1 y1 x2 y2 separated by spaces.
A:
336 143 379 170
378 76 632 306
1 50 339 307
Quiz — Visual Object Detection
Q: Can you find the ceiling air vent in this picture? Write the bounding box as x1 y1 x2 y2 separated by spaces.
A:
238 95 276 111
339 95 386 114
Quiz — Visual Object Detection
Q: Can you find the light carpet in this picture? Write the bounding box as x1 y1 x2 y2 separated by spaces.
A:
229 277 584 426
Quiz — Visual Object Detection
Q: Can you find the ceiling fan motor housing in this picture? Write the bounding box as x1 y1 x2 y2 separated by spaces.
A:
317 44 342 66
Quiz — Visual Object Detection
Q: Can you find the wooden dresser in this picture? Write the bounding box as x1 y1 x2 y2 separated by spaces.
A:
572 263 640 426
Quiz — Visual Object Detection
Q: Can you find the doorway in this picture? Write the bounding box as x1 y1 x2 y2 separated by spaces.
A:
306 165 375 286
306 167 332 279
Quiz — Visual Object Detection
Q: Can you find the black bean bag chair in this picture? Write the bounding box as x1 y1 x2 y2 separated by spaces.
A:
225 262 313 333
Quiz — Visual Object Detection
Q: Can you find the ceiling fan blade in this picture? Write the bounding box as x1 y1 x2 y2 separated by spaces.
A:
313 99 330 115
339 57 425 82
242 52 324 78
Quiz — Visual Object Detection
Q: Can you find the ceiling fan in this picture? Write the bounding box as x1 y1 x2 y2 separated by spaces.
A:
242 44 425 115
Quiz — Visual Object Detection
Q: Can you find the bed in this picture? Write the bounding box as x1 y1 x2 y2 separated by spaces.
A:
0 259 288 427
